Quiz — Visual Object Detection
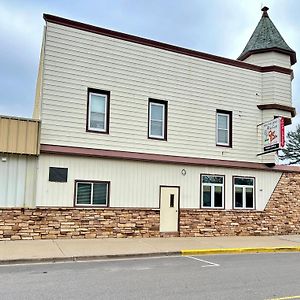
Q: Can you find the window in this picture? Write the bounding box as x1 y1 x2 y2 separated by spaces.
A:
75 181 109 206
233 177 255 209
216 110 232 147
201 175 225 209
148 99 167 140
87 88 110 133
49 167 68 182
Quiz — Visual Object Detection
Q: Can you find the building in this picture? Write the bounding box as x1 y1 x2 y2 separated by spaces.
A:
0 7 300 240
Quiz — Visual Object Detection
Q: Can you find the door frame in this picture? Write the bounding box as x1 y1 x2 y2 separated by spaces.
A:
159 185 180 233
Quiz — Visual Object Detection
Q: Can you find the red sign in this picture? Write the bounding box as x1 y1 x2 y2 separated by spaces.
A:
263 117 285 153
280 117 285 148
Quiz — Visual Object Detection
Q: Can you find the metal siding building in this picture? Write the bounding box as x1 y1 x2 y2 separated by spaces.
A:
0 116 39 208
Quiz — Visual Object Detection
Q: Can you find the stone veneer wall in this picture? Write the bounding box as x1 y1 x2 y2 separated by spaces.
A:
0 209 160 240
0 173 299 240
180 173 300 236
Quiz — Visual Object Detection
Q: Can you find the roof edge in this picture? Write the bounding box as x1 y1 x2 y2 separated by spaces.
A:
43 14 293 75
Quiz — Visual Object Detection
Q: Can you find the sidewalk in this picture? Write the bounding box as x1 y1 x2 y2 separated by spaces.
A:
1 235 300 264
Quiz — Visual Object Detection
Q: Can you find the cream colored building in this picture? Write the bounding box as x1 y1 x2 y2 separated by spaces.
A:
1 7 298 234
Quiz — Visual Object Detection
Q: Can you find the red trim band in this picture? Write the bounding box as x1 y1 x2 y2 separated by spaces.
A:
43 14 293 76
40 144 300 173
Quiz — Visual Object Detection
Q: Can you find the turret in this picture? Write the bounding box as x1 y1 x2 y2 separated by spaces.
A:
239 7 297 164
238 7 296 68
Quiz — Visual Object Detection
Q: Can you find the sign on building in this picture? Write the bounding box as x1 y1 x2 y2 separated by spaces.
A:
263 117 285 153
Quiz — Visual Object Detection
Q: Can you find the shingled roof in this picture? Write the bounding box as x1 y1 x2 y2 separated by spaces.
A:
238 7 296 65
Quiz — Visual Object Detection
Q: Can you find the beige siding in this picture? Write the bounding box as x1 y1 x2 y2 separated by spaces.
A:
33 27 46 120
40 23 294 163
36 154 281 211
40 22 273 163
262 72 292 106
0 155 37 207
0 116 40 155
263 109 292 121
244 52 291 68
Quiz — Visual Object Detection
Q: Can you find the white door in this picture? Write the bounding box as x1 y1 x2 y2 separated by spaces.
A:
160 186 179 232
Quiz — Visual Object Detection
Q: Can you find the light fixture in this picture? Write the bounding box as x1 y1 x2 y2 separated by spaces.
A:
181 169 186 176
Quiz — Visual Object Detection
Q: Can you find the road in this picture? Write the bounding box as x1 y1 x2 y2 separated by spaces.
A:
0 253 300 300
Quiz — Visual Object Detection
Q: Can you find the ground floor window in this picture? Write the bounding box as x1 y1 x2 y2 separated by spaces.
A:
75 181 109 207
233 177 255 209
201 175 225 209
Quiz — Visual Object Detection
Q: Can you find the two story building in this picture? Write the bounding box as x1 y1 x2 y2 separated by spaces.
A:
1 7 300 240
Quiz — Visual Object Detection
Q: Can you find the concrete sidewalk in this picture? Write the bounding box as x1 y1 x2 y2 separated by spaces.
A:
1 235 300 264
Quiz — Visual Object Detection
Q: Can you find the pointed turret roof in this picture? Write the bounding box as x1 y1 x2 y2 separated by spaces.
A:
238 7 296 65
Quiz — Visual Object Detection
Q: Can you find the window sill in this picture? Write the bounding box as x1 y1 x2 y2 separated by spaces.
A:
200 207 225 210
232 208 255 211
75 205 109 208
86 129 109 134
216 143 232 148
148 136 167 141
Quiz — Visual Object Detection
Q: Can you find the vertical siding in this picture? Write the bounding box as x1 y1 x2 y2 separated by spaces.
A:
0 155 37 207
36 154 281 211
0 116 40 155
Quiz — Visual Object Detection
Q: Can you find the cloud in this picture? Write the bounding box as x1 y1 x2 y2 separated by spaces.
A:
0 1 44 117
0 0 299 124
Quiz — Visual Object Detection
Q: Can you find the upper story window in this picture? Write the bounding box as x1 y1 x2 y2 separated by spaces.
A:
87 88 110 134
148 99 168 140
216 110 232 147
233 176 255 209
201 174 225 209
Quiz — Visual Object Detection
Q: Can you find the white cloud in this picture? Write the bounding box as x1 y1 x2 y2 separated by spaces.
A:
0 2 43 57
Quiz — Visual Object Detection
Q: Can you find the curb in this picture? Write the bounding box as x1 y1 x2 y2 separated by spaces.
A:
181 246 300 256
0 251 181 265
1 247 300 265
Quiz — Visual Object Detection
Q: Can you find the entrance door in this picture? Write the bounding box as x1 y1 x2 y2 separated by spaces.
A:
160 186 179 232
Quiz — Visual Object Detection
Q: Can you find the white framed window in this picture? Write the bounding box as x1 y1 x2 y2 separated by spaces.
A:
75 181 109 207
87 89 110 133
233 177 255 209
216 110 232 146
148 99 167 140
201 174 225 209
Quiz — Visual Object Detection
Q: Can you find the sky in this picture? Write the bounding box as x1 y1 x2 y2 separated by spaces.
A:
0 0 300 129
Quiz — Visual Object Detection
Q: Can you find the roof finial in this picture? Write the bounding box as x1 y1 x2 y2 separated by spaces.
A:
261 6 269 17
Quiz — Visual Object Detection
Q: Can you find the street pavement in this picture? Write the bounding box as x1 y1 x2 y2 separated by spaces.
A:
1 235 300 263
0 253 300 300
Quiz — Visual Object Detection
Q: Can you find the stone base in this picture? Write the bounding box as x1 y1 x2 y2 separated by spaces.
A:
0 208 160 240
180 173 300 236
0 173 299 240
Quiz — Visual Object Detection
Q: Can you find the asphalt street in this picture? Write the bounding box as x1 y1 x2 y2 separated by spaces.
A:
0 253 300 300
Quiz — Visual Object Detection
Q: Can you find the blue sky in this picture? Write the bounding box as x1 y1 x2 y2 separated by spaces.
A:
0 0 299 128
